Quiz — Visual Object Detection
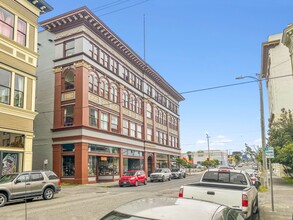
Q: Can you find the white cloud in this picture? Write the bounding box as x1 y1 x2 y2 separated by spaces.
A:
217 135 225 139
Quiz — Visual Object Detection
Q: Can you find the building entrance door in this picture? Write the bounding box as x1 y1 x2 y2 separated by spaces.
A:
147 156 152 177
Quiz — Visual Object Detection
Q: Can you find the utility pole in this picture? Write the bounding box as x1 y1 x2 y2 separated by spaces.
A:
206 133 210 160
258 74 268 187
236 74 268 187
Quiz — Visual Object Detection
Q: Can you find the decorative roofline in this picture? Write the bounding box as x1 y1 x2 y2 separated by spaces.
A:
260 40 280 79
27 0 53 13
39 6 184 102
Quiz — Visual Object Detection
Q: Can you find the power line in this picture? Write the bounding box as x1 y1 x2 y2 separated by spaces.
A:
97 0 150 17
179 74 293 95
91 0 134 12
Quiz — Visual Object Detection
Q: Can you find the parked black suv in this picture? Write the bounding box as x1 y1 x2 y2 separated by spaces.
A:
0 170 61 207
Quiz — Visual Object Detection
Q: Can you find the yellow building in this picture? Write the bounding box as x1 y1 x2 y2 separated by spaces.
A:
0 0 52 174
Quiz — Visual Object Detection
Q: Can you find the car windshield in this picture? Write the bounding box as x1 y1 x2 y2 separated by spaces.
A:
171 169 180 172
0 174 18 183
124 172 136 176
155 169 163 173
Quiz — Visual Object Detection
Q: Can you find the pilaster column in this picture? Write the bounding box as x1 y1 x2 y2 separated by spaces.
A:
74 142 88 184
119 84 124 133
119 147 123 176
52 144 62 178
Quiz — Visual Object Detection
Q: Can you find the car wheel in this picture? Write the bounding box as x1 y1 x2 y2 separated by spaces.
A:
162 176 166 182
135 181 138 187
0 193 7 207
43 188 54 200
168 176 171 181
144 179 147 185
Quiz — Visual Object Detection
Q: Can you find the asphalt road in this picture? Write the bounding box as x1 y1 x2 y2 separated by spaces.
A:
0 173 202 220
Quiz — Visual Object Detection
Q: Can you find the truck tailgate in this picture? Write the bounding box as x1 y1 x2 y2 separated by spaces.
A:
182 184 244 210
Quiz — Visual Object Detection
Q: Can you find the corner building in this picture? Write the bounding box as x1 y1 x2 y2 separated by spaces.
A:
36 6 184 184
0 0 52 175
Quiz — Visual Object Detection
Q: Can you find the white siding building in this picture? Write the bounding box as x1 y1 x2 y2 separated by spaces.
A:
261 33 293 125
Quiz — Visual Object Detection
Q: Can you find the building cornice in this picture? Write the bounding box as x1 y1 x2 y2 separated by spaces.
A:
39 6 184 102
26 0 54 14
282 24 293 53
260 40 280 79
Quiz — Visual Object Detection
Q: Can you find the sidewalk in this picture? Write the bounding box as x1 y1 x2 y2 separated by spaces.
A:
259 176 293 220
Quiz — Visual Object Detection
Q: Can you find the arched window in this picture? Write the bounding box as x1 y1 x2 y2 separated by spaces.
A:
155 108 158 122
136 98 142 114
88 74 93 92
162 112 166 125
122 91 128 108
105 81 109 98
129 95 135 111
158 110 162 124
146 103 152 119
110 85 118 103
93 75 98 94
65 71 74 90
100 79 109 99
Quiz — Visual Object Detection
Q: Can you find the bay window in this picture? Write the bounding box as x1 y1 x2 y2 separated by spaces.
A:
16 18 26 46
64 106 74 126
0 68 11 105
100 112 109 130
14 74 24 108
0 7 14 40
89 108 98 127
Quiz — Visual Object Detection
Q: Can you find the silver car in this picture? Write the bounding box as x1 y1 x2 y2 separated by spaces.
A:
150 168 172 182
101 197 245 220
0 170 61 207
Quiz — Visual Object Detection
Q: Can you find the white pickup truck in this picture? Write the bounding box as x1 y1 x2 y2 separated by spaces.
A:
179 168 259 220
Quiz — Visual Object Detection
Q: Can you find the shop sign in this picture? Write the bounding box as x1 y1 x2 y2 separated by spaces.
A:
101 156 107 161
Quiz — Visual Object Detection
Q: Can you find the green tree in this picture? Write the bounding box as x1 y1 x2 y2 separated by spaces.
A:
176 158 187 167
243 143 262 164
202 159 219 167
234 155 241 164
268 108 293 175
268 108 293 148
274 144 293 177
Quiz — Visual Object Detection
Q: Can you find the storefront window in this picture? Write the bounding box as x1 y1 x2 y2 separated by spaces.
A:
157 153 168 159
88 156 97 176
0 132 24 148
1 152 18 175
88 144 118 154
123 158 144 171
98 157 119 176
123 149 143 157
62 156 75 176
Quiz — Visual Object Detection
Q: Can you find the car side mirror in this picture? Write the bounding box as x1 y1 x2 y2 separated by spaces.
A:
15 179 21 184
254 181 261 189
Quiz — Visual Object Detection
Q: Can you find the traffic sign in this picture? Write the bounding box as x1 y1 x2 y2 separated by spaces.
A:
265 146 274 158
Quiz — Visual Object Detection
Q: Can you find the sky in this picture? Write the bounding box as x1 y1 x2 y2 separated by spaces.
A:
39 0 293 154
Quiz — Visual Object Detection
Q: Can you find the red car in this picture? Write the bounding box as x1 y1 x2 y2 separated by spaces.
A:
119 170 147 187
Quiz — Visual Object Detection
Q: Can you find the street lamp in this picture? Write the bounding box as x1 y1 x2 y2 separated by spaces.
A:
236 74 267 187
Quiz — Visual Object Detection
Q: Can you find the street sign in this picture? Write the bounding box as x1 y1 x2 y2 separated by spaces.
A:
265 146 274 158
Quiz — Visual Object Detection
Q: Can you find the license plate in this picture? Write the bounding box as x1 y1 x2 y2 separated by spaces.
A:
123 182 126 184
